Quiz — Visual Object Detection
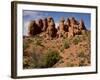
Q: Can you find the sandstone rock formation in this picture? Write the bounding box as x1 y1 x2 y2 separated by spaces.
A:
28 16 87 38
67 17 86 38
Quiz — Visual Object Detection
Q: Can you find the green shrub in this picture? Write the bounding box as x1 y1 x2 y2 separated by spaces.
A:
23 58 30 69
23 48 61 68
78 51 87 66
23 57 37 69
61 39 70 52
73 36 81 45
34 39 44 47
63 40 70 49
31 47 46 68
44 49 61 67
35 39 41 45
78 51 86 58
23 46 45 69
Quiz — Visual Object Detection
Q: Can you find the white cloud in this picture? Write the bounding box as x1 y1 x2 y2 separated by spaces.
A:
23 10 47 21
55 22 59 28
23 11 60 36
23 11 47 36
23 21 30 36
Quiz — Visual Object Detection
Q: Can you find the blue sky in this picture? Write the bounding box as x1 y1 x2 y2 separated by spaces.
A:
23 10 91 35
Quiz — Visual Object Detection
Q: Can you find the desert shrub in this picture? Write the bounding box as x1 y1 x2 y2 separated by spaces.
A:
35 39 42 45
81 31 90 42
23 46 46 69
31 47 46 68
63 40 70 49
23 38 33 50
27 38 33 43
62 39 70 49
23 48 61 68
23 57 30 69
78 51 86 58
44 49 61 67
33 36 44 47
23 57 37 69
78 51 88 66
60 39 70 52
34 34 43 41
73 36 81 45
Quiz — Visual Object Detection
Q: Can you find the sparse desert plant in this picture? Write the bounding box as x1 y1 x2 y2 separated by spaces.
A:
23 46 45 69
44 49 61 67
23 47 61 68
73 36 81 45
61 39 70 52
33 36 44 47
78 51 86 58
23 57 30 69
27 38 33 43
30 47 46 68
77 51 89 66
34 34 43 41
35 39 42 45
63 40 70 49
23 57 37 69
